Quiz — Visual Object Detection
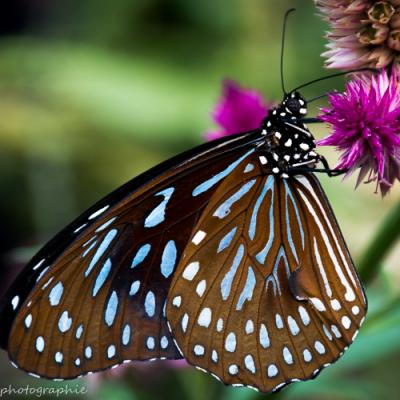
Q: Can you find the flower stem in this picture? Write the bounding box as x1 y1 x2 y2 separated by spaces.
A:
357 199 400 285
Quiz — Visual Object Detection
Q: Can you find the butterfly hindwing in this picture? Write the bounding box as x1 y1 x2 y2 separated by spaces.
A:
166 162 367 393
0 131 262 379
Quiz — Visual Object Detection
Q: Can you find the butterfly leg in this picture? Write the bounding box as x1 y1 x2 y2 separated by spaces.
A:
318 155 348 177
299 117 321 124
287 157 347 176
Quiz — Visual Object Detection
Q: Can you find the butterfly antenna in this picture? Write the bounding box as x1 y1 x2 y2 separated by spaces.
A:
306 93 329 103
280 8 296 95
292 67 377 92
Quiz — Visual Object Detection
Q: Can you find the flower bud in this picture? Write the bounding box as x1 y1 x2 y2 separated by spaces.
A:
367 1 395 24
357 23 389 44
388 29 400 50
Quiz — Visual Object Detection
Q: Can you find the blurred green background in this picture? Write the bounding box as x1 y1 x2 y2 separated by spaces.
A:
0 0 399 399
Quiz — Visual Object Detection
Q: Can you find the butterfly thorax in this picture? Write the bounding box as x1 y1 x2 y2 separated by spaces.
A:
259 91 319 178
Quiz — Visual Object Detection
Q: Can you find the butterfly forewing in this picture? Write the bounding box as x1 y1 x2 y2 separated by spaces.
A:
1 131 262 379
166 163 366 393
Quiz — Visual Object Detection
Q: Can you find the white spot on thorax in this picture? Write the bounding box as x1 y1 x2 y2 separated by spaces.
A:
259 155 268 165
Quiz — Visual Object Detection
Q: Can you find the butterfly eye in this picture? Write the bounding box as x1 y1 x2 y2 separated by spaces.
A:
285 97 304 115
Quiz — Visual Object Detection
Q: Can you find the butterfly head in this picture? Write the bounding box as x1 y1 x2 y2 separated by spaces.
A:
282 91 307 117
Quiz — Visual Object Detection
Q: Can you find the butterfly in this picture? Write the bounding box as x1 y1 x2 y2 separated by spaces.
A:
0 87 366 393
0 7 367 392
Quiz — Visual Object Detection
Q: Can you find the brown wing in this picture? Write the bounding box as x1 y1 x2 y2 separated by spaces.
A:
2 131 262 379
166 165 366 394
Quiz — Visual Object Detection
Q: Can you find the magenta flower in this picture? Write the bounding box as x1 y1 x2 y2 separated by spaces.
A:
205 80 272 141
318 68 400 195
316 0 400 69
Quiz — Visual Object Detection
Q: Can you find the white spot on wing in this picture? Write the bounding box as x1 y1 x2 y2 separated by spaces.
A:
192 231 206 245
225 332 236 352
216 318 223 332
228 364 239 375
25 314 32 328
88 205 109 220
303 349 312 362
58 311 72 333
172 296 182 308
267 364 278 377
11 296 19 310
194 344 205 356
36 336 45 352
244 354 256 373
198 308 212 328
259 324 270 348
298 306 310 325
283 346 293 365
287 316 300 336
182 262 200 281
341 315 351 329
49 282 64 306
245 320 254 334
196 280 206 297
275 314 284 329
314 341 326 354
310 297 326 312
181 314 189 332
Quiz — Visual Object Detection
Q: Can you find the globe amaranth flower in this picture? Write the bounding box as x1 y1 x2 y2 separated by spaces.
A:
205 80 272 141
316 0 400 69
318 68 400 195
